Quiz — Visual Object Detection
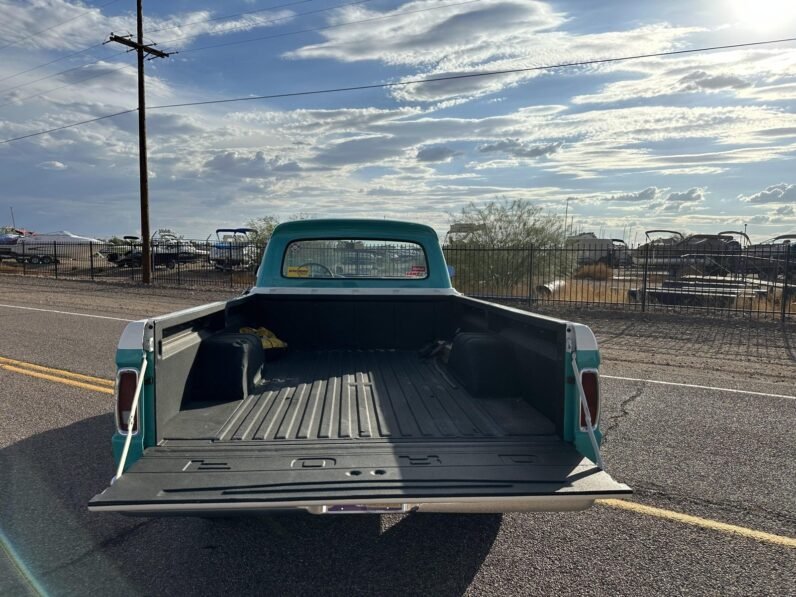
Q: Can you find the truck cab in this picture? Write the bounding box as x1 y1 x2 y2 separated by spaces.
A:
90 219 630 515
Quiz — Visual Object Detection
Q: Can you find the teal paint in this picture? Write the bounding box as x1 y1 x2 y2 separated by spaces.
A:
566 348 603 463
112 347 154 471
257 219 451 289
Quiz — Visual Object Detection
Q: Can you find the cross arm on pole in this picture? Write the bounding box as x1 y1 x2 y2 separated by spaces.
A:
108 33 171 58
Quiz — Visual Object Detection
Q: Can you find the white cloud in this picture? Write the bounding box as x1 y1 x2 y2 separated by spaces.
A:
573 48 796 105
286 0 565 66
287 0 701 103
739 183 796 204
416 145 460 162
678 70 750 91
36 160 67 170
665 187 705 203
0 0 296 51
604 187 661 202
478 139 562 158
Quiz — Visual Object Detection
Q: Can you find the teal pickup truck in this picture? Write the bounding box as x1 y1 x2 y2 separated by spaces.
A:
89 219 630 515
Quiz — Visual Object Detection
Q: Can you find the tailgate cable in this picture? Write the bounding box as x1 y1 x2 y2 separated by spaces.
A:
571 352 606 470
112 355 148 484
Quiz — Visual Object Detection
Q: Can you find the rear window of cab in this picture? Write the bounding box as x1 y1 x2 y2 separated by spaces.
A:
282 239 428 280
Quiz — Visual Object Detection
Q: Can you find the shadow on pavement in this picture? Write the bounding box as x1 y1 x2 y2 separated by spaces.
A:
1 414 500 596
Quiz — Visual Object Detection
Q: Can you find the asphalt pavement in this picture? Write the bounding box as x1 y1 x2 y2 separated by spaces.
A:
1 278 794 596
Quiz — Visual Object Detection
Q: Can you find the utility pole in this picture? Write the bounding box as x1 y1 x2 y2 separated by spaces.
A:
107 0 171 284
9 206 15 228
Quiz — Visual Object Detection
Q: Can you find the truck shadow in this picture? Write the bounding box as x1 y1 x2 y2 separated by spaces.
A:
0 414 501 596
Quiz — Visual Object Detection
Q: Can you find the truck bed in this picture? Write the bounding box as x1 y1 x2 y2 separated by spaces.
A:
90 294 632 514
161 349 557 443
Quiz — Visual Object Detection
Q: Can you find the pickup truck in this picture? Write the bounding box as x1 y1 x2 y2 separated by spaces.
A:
89 219 630 515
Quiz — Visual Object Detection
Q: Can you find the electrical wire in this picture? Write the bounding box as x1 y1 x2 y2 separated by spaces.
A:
0 49 130 95
0 41 107 84
0 0 123 52
149 35 796 107
0 0 463 99
0 0 317 84
147 0 318 34
0 64 134 109
0 0 381 95
2 35 796 145
157 0 381 50
0 109 136 144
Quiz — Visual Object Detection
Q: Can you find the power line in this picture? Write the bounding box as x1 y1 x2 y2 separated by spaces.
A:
0 49 130 95
147 0 318 34
0 0 123 52
0 109 136 144
0 64 134 110
0 0 380 95
0 0 317 86
149 35 796 107
0 41 106 84
0 0 459 96
158 0 381 50
3 35 796 145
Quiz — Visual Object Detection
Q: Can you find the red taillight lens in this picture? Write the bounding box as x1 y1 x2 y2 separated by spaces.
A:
116 369 139 433
579 371 600 429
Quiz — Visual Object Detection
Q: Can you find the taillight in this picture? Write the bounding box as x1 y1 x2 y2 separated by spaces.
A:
116 369 139 434
579 370 600 429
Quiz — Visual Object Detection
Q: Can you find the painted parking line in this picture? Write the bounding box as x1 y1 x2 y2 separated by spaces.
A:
599 499 796 548
602 374 795 400
0 303 134 322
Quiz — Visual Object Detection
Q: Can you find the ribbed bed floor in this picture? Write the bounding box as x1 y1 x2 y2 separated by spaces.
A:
163 350 556 442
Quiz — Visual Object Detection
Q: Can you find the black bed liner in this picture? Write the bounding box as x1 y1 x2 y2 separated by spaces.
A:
91 350 631 513
162 350 556 442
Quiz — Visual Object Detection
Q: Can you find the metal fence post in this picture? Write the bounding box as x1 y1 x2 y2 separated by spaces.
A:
21 241 26 276
526 245 534 308
177 241 182 286
641 245 650 312
782 247 791 323
229 244 234 288
89 241 95 281
53 241 58 279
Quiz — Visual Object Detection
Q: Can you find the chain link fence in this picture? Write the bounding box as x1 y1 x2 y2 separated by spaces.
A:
1 239 793 321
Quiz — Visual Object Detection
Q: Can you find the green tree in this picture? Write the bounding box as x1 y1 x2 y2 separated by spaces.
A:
445 199 572 296
246 216 280 245
448 198 566 248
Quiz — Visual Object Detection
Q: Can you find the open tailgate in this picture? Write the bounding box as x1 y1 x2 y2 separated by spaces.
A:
89 441 631 515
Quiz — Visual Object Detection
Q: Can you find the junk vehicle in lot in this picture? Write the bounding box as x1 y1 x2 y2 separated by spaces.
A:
566 233 631 267
208 228 260 271
635 230 745 276
741 234 796 282
89 219 630 516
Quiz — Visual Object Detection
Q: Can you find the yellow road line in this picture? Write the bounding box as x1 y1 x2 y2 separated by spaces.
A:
2 355 794 549
1 364 113 394
598 499 796 548
0 356 114 387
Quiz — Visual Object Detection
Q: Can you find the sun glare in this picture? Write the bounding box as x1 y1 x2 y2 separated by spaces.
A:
730 0 796 31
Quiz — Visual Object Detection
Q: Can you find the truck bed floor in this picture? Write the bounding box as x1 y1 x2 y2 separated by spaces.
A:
162 349 556 442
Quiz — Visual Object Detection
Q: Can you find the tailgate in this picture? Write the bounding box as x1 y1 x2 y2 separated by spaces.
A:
89 440 631 515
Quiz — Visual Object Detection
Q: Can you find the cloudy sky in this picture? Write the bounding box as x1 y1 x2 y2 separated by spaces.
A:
1 0 795 242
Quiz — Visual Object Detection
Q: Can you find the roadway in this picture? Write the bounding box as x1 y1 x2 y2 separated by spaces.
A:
1 278 794 596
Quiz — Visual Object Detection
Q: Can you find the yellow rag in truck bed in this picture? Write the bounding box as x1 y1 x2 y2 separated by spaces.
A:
240 326 288 349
